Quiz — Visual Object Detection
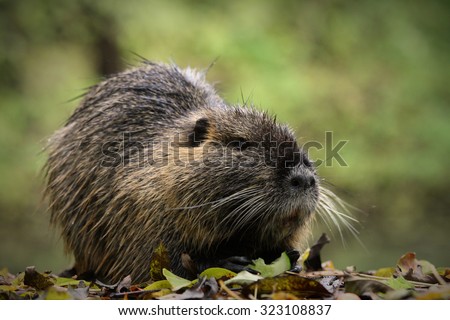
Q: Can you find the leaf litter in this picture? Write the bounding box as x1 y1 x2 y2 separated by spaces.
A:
1 235 449 300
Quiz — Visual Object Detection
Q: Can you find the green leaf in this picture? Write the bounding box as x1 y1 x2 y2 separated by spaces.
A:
11 272 24 286
0 285 17 292
143 280 172 291
199 267 236 280
44 287 72 300
162 268 192 291
374 267 396 278
224 270 263 286
54 277 90 287
385 276 414 290
248 252 291 278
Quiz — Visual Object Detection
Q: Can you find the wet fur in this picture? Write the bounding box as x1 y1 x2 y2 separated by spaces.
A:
44 62 345 283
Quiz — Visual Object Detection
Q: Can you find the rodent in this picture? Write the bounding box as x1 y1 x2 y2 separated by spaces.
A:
45 61 327 284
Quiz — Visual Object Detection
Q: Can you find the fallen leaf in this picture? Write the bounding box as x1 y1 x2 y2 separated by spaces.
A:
243 274 332 299
248 252 291 278
374 267 396 278
336 292 360 300
0 268 14 285
224 270 263 286
416 285 450 300
319 276 342 294
116 275 132 293
199 267 236 280
162 268 192 291
321 260 335 270
302 233 330 271
55 277 90 287
44 286 71 300
24 266 54 290
382 288 414 300
159 277 218 300
67 285 90 300
345 278 393 298
143 280 172 291
385 275 414 290
396 252 435 283
270 292 300 299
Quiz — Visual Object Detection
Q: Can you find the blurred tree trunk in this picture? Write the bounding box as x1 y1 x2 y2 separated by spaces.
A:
80 1 123 76
0 0 123 92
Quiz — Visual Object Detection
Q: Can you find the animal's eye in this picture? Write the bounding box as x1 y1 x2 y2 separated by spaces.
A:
188 117 209 147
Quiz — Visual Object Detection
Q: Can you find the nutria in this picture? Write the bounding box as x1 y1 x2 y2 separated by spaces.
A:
45 61 348 283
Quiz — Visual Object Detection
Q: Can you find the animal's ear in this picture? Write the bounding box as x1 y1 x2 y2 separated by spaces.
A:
188 117 209 147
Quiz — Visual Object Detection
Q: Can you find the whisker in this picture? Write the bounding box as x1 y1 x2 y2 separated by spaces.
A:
187 186 262 228
316 185 362 247
168 186 260 211
221 193 266 230
167 199 223 210
315 205 337 237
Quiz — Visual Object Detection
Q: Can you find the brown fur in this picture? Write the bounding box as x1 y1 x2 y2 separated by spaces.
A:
45 62 321 283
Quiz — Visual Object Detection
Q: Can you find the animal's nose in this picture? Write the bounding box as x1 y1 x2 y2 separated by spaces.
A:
290 174 316 190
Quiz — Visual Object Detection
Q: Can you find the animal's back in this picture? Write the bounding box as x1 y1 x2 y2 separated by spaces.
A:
45 63 225 282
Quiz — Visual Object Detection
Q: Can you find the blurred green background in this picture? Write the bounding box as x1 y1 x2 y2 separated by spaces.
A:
1 0 449 274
